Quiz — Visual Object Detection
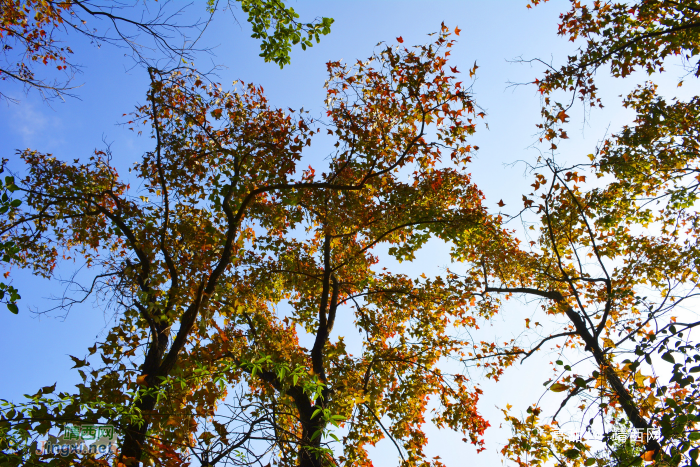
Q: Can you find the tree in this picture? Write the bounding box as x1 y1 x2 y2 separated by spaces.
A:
0 162 21 314
0 26 490 467
0 0 333 102
443 1 700 466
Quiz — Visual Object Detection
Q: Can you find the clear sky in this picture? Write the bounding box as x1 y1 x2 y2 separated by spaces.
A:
0 1 690 465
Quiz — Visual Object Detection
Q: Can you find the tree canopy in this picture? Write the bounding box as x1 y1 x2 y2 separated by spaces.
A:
1 25 491 467
3 1 700 467
0 0 333 101
461 1 700 466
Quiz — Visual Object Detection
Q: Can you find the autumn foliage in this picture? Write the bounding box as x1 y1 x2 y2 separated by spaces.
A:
1 25 491 467
458 1 700 466
0 0 333 101
3 1 700 467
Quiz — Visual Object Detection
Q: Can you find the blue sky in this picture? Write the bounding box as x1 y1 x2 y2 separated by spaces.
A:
0 1 689 465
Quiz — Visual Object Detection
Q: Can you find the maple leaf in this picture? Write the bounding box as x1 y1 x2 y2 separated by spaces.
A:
69 355 88 369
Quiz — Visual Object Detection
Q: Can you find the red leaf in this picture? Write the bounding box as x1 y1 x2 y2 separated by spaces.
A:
396 36 404 43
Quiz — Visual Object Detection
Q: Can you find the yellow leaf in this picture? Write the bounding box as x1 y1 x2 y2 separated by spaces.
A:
602 338 615 348
550 383 569 392
641 393 659 410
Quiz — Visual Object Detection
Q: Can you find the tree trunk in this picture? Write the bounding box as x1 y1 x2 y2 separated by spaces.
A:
289 386 327 467
119 320 171 466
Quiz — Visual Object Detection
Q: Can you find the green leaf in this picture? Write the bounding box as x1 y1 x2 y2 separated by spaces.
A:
661 352 675 364
7 303 18 314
